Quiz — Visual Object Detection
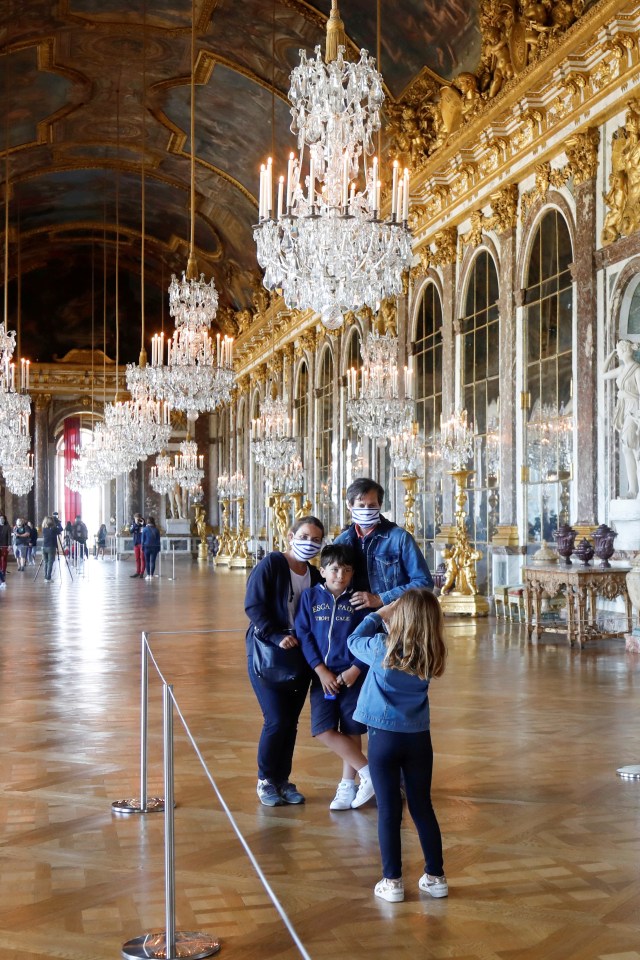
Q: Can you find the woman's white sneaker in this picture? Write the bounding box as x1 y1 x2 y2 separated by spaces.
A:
374 878 404 902
329 780 357 810
418 873 448 898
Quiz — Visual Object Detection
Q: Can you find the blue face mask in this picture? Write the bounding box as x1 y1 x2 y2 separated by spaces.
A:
290 538 322 562
350 506 381 527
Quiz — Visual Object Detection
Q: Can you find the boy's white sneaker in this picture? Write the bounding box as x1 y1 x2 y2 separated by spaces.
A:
351 774 375 808
418 873 448 898
374 878 404 902
329 781 357 810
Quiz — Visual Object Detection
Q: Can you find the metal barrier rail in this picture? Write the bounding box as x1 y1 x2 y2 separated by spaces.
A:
114 630 314 960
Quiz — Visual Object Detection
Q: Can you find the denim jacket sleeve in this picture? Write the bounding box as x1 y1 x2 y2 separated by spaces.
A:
295 589 323 670
347 612 387 666
377 529 434 604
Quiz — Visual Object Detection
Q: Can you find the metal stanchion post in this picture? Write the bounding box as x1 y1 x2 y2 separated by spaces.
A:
167 541 177 581
122 684 220 960
112 632 164 815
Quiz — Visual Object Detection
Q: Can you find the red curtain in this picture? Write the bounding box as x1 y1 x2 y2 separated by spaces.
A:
64 417 81 523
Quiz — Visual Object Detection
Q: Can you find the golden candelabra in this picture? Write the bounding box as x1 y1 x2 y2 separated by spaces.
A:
192 503 210 562
270 491 291 551
213 496 232 566
400 474 418 536
229 496 253 568
438 468 489 617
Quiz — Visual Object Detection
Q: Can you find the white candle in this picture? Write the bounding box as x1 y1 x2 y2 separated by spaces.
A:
286 152 294 209
277 176 284 220
376 179 381 215
391 160 399 219
216 333 221 365
259 164 265 219
349 181 355 213
267 157 273 216
403 168 409 221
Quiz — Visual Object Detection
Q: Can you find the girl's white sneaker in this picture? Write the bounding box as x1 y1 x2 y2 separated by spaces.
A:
418 873 448 898
374 878 404 902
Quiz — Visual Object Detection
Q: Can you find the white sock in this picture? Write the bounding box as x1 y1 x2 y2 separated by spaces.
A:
358 764 370 781
340 777 355 786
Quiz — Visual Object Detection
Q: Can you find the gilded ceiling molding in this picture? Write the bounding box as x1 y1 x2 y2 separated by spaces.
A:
407 0 640 241
0 39 90 157
59 0 218 34
602 98 640 246
565 127 600 184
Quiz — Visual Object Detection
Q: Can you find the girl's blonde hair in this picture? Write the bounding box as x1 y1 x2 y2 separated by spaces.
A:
383 588 447 679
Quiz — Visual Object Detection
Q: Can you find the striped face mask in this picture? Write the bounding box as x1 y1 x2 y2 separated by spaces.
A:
350 506 381 527
290 538 322 562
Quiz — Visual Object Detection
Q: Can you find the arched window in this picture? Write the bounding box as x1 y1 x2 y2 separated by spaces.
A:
294 361 309 471
250 391 265 538
524 210 573 545
317 347 336 531
414 282 443 569
461 251 500 590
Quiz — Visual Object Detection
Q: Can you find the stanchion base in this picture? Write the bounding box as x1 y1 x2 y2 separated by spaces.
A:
112 797 165 814
122 930 221 959
616 764 640 780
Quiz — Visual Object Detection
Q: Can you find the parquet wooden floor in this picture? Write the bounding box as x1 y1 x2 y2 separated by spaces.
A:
1 557 640 960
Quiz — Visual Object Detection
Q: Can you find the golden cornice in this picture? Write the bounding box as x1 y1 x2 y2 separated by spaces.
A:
409 0 640 240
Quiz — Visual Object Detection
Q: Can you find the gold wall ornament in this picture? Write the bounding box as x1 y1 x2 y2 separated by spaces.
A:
520 161 570 221
295 329 317 359
565 127 600 184
602 99 640 246
438 468 490 617
387 72 442 168
486 183 519 232
459 210 485 254
378 297 398 336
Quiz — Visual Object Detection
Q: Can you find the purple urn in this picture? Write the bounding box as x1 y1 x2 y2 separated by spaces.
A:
573 537 595 567
593 524 617 568
554 523 577 565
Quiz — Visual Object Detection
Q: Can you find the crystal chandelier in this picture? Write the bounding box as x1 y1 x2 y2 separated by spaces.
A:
128 0 233 418
173 437 204 494
251 391 298 474
2 453 34 496
104 385 172 460
440 409 475 472
390 422 423 475
283 455 305 494
347 330 414 439
150 452 177 496
254 2 412 330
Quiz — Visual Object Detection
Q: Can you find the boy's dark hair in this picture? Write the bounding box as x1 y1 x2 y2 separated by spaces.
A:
346 477 384 507
320 543 356 568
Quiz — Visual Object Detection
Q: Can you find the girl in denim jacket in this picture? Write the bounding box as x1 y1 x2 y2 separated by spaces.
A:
347 588 448 903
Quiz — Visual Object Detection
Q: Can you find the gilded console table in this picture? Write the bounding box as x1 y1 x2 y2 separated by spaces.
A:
523 564 632 648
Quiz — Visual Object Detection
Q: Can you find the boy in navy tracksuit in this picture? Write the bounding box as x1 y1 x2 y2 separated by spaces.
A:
295 544 376 811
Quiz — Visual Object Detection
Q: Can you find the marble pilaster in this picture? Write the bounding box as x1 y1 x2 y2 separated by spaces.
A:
573 177 598 525
34 394 51 525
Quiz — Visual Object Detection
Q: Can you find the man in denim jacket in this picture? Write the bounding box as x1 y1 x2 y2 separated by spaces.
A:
334 478 433 611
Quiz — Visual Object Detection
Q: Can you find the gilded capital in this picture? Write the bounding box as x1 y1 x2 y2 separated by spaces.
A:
602 99 640 246
487 184 519 233
459 210 485 253
565 127 600 185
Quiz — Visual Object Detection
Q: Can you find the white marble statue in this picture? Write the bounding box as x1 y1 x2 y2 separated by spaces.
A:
167 483 188 519
604 339 640 498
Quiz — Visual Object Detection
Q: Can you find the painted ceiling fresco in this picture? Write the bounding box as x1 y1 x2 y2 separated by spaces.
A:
1 0 483 362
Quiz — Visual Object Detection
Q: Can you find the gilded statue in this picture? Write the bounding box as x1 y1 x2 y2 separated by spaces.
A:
378 297 398 337
602 101 640 246
193 504 208 544
441 539 482 596
387 74 441 167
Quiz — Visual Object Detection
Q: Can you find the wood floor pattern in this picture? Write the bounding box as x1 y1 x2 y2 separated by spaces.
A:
1 558 640 959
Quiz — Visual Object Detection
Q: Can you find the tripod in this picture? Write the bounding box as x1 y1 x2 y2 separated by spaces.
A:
33 535 74 583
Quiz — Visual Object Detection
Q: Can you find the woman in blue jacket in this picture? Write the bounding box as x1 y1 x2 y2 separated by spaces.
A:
348 588 448 904
245 515 324 807
141 517 161 579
